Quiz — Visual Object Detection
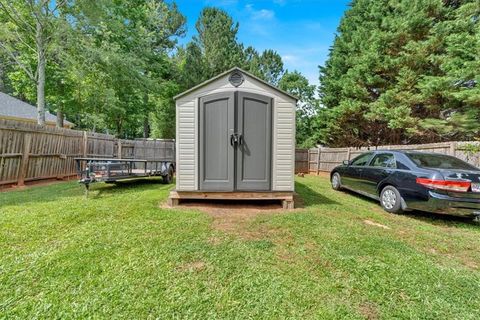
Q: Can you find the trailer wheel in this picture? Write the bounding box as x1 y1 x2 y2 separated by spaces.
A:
162 166 174 184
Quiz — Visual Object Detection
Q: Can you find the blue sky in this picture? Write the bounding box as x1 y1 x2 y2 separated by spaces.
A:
174 0 350 86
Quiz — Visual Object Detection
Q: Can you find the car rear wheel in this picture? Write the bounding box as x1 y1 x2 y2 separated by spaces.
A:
380 186 403 214
331 172 342 190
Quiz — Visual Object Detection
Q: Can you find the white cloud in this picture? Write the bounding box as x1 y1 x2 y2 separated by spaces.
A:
281 54 299 63
245 4 275 20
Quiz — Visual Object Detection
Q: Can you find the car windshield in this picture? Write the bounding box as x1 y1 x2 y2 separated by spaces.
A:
406 153 478 171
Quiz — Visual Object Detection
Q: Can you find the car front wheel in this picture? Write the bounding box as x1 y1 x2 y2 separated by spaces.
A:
331 172 342 190
380 185 403 214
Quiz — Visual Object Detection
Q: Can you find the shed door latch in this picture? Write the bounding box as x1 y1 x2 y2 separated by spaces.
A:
230 133 243 146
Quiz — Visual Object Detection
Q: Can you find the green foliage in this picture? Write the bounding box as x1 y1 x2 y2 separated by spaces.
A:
279 70 319 147
319 0 480 147
179 7 286 88
194 7 244 79
0 0 186 137
1 3 306 139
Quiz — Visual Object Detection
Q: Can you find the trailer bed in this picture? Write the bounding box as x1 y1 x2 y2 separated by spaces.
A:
75 158 174 189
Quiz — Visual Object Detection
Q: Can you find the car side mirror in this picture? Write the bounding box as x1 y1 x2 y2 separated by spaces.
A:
343 160 350 166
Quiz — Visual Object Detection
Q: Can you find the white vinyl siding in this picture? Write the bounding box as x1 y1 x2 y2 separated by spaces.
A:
272 101 295 191
176 100 196 190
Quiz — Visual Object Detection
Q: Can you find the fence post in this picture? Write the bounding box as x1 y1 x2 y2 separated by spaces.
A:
449 141 456 157
82 131 88 157
306 149 312 174
346 147 351 161
316 148 321 175
117 140 122 159
17 133 32 186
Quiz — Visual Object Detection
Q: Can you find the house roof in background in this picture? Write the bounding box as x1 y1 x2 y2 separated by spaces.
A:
0 92 73 126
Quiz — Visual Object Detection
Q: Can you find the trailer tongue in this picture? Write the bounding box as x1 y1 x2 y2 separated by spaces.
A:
75 158 174 192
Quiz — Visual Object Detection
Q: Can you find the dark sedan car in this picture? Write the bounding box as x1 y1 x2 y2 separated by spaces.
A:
330 150 480 221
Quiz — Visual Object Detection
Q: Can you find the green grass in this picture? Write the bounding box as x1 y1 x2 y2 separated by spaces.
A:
1 175 480 319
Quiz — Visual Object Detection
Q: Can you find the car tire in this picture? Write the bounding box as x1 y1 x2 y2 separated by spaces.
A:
380 185 403 214
331 172 342 190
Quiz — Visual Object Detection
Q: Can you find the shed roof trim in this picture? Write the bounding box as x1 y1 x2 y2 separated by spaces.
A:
173 67 298 101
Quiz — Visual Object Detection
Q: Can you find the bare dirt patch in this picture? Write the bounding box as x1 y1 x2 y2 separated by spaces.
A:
176 261 206 272
358 302 379 320
364 219 391 230
172 199 303 239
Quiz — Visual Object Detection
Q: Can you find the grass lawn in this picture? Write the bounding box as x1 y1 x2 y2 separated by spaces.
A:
1 175 480 319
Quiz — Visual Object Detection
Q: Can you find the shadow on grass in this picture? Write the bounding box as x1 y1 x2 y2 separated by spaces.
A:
0 181 79 209
403 210 478 228
295 180 339 208
0 177 174 208
89 177 173 198
338 187 477 228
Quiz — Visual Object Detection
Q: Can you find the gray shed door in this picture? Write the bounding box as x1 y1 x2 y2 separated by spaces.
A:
199 91 272 191
236 92 272 191
199 92 235 191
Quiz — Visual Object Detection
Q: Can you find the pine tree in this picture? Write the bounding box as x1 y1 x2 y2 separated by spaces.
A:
194 7 244 79
319 0 480 147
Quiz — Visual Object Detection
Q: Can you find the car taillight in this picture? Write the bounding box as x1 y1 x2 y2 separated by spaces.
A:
416 178 471 192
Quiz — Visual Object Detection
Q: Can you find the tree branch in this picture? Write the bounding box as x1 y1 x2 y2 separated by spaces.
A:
0 0 35 33
0 41 36 82
12 28 36 53
49 0 67 15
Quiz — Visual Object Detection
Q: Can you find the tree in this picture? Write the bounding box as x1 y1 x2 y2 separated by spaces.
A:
258 49 284 86
242 46 261 76
178 42 205 89
180 7 286 89
194 7 244 79
319 0 480 147
0 0 69 125
279 70 319 147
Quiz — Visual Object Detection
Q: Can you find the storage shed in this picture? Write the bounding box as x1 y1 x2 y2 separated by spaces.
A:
168 67 297 208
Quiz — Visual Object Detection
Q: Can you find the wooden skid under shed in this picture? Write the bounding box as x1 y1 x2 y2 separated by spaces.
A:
167 191 294 209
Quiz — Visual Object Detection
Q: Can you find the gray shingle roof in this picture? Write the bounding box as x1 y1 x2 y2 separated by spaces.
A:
0 92 73 126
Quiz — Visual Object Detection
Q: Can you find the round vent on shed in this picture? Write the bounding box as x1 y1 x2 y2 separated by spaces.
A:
228 71 244 87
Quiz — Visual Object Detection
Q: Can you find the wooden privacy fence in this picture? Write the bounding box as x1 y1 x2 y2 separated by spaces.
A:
0 119 174 186
296 141 480 175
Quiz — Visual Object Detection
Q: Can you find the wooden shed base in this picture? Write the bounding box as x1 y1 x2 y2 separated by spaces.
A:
167 190 294 209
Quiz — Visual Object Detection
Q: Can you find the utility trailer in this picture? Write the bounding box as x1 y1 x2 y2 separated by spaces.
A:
75 158 175 191
75 138 175 193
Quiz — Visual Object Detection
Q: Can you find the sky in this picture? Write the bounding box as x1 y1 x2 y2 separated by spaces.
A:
174 0 351 87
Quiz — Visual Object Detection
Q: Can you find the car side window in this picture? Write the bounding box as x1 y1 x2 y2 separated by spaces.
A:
396 159 410 170
370 153 396 168
350 153 373 166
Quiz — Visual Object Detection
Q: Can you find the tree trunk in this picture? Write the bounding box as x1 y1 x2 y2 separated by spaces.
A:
0 61 5 92
143 115 150 138
56 109 64 128
35 20 46 126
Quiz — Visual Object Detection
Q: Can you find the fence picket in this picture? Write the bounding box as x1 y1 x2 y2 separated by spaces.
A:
0 119 175 186
295 141 480 174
